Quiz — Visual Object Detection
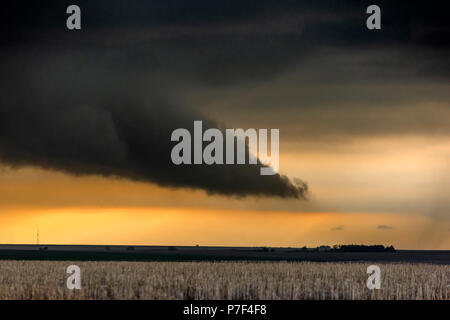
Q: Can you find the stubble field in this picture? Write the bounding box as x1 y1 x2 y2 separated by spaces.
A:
0 260 448 300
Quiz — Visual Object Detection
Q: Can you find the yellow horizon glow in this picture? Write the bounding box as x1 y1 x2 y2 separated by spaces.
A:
0 134 449 250
0 206 448 250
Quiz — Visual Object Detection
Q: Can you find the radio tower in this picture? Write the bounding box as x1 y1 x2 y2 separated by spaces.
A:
37 228 39 245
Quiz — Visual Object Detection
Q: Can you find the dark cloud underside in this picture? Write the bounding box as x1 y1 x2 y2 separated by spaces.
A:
0 0 448 198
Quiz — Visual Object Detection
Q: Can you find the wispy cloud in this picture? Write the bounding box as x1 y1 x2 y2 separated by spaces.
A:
331 225 344 231
377 225 393 230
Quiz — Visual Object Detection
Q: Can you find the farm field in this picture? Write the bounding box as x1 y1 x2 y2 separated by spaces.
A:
0 260 448 300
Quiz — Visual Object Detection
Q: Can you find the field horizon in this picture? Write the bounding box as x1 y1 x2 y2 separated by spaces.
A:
0 244 448 265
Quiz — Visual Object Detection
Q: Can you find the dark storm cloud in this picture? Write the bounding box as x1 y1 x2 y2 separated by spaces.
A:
0 1 448 197
2 0 449 83
0 55 307 198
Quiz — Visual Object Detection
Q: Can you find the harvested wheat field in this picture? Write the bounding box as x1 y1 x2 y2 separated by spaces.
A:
0 260 448 300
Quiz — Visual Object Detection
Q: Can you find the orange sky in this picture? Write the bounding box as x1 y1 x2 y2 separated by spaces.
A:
1 134 449 249
0 206 448 249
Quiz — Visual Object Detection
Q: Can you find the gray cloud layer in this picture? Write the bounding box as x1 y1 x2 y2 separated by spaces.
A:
377 225 393 230
0 0 448 198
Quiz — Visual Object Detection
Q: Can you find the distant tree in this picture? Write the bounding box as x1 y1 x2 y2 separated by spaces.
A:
168 246 177 251
386 245 396 252
331 244 396 252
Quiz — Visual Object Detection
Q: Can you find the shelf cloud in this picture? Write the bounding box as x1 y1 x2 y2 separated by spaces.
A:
1 0 448 199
